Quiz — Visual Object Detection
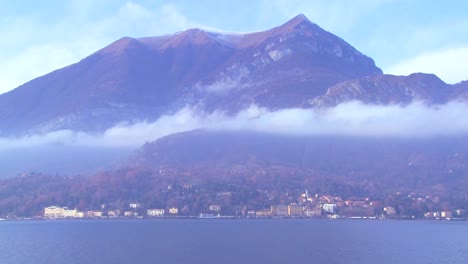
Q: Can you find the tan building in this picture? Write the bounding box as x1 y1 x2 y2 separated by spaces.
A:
44 206 65 219
168 207 179 215
62 209 78 218
75 212 84 218
271 205 288 217
256 209 272 218
44 206 83 219
441 211 453 218
288 205 303 216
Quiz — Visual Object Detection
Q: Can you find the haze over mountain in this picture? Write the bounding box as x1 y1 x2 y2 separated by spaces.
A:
1 13 468 184
128 129 468 195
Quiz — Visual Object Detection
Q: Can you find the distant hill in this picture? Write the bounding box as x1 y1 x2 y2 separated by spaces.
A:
128 129 468 196
2 129 467 217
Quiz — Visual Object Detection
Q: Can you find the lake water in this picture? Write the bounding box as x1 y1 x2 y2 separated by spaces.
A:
0 219 466 264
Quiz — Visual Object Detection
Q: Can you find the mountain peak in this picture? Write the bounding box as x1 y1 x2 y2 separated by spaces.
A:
279 13 315 30
99 36 143 55
290 13 312 24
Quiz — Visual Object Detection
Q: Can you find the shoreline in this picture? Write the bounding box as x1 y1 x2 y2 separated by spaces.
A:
1 216 466 222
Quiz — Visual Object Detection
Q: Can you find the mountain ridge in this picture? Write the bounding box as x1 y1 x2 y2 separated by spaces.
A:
0 14 383 135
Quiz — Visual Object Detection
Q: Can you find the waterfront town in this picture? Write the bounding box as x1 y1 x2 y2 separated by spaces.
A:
42 190 466 221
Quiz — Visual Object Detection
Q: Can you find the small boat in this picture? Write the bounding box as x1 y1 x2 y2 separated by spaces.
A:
198 213 220 219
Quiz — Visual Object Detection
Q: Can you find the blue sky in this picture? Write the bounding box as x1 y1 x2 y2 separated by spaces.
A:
0 0 467 94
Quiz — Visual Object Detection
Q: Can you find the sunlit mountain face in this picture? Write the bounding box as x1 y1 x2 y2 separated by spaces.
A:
0 14 383 135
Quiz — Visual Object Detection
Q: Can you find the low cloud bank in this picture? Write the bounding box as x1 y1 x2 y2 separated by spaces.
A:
1 101 468 151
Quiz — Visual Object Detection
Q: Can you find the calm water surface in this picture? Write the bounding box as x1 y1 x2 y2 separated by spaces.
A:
0 219 466 264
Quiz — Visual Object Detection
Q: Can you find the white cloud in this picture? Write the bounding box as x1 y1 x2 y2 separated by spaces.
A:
2 101 468 151
208 102 468 137
0 2 199 95
386 46 468 84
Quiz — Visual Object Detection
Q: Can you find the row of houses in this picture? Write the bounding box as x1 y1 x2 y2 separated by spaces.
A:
43 206 179 219
245 204 337 218
424 209 465 219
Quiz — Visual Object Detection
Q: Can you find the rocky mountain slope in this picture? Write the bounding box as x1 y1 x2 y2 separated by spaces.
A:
310 73 454 107
0 14 383 135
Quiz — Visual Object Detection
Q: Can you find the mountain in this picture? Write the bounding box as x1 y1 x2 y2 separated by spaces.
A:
0 14 382 135
1 14 468 216
128 129 468 196
0 15 468 182
310 73 454 107
454 80 468 100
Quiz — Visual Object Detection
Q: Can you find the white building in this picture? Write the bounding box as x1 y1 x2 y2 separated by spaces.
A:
304 208 322 217
322 204 337 214
124 211 134 217
384 206 397 215
147 209 165 217
129 203 141 209
108 210 121 217
209 205 221 212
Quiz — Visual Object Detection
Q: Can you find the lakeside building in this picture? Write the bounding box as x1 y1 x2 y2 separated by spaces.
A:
62 209 78 218
247 210 256 218
256 209 272 218
288 205 303 216
383 207 396 216
44 206 64 219
129 203 141 209
147 209 165 217
322 204 337 214
108 210 121 217
304 208 322 217
441 211 453 218
168 208 179 215
455 209 465 217
424 212 439 219
209 205 221 212
271 205 288 217
44 206 83 219
124 211 135 217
